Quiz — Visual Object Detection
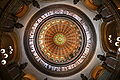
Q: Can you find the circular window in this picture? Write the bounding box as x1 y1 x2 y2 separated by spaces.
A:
24 4 96 77
37 18 84 64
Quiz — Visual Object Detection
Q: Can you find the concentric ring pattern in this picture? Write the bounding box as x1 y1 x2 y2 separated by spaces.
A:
38 18 82 63
24 4 96 77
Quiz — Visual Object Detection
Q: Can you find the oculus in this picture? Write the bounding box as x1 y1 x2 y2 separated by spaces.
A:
37 18 83 64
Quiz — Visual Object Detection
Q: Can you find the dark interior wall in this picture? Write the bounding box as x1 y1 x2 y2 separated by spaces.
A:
0 0 10 14
113 0 120 8
0 0 10 9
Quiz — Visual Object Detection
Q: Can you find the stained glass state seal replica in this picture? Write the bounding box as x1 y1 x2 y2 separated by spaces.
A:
24 4 96 77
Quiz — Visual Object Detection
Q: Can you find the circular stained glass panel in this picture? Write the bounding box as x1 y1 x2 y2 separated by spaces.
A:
37 18 83 64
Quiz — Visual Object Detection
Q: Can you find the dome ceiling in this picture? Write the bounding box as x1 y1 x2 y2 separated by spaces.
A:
24 4 96 77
